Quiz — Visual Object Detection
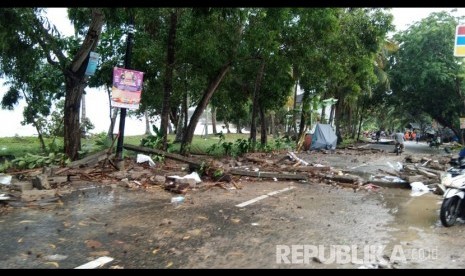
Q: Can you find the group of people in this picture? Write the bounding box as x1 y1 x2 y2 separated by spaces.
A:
403 130 420 143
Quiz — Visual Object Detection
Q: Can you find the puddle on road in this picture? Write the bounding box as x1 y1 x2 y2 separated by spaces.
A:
0 185 172 268
375 187 443 260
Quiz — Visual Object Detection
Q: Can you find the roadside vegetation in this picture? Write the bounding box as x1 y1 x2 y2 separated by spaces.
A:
0 130 362 173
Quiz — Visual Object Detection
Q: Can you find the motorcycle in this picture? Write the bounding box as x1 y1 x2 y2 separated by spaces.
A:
394 143 403 155
439 158 465 227
429 136 441 148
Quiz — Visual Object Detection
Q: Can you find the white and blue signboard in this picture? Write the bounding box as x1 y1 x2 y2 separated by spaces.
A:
85 51 100 76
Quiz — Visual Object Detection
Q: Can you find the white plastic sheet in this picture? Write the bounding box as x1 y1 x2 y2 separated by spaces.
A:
136 154 156 167
410 181 430 197
168 171 202 183
0 174 12 185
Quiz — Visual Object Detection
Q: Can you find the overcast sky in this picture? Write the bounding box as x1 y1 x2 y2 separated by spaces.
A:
1 8 465 137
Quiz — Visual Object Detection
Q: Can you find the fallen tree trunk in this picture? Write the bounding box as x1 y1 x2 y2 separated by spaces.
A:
229 169 307 181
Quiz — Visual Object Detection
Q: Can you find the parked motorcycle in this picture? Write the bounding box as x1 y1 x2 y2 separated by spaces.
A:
429 136 441 148
439 159 465 227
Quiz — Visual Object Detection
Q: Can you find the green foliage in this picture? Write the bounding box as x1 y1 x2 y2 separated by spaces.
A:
390 11 465 136
78 132 112 157
221 142 234 156
206 132 290 157
42 99 65 137
274 136 293 150
94 132 112 148
140 125 169 150
10 152 70 170
234 138 251 156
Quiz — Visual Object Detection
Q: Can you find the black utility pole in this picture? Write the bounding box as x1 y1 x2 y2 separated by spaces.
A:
116 11 134 170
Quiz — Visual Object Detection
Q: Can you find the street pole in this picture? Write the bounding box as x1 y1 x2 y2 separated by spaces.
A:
116 11 134 170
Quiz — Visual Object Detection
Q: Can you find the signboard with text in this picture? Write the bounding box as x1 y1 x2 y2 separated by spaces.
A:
110 67 144 109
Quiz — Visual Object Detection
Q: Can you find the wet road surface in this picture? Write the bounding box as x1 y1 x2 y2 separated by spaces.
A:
0 179 462 269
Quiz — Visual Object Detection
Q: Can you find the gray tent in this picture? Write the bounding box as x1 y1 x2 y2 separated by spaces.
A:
311 123 337 150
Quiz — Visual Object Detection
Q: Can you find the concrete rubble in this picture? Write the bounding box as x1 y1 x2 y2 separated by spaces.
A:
0 143 456 209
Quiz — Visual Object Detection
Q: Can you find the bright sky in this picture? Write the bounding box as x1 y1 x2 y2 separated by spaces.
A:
1 8 465 137
391 7 465 32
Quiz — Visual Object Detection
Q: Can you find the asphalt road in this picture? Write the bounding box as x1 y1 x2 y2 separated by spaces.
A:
0 140 463 269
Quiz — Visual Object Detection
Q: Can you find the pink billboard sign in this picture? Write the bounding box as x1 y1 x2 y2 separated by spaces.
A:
111 67 144 109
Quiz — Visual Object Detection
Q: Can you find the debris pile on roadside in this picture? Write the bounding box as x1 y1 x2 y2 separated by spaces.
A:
0 143 453 209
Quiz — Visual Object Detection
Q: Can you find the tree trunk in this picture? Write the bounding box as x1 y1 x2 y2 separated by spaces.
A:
270 112 278 138
175 90 188 143
298 89 311 138
169 106 179 135
224 121 231 134
80 92 87 138
320 105 326 124
175 107 184 143
249 59 266 145
356 103 365 142
329 104 335 126
144 110 151 135
160 9 178 151
334 97 343 145
180 62 231 155
64 9 104 160
33 119 46 152
259 104 267 145
81 93 87 121
108 107 118 140
292 81 298 134
105 84 118 139
236 120 242 134
211 106 217 135
64 81 87 160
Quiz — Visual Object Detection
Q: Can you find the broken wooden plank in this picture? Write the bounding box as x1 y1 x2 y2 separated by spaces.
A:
67 150 109 169
123 144 203 169
287 152 309 166
403 174 430 184
416 166 445 177
363 180 410 189
54 167 71 175
346 146 385 153
288 166 331 173
229 169 307 181
333 182 360 190
245 156 274 165
377 169 401 177
416 168 439 179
